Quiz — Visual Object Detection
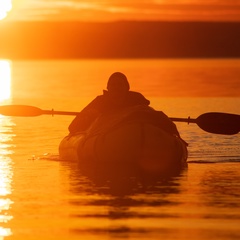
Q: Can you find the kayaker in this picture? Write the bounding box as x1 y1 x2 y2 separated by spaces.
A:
68 72 183 142
68 72 150 133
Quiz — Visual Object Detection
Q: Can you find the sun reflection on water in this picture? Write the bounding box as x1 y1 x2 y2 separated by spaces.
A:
0 113 15 238
0 227 12 238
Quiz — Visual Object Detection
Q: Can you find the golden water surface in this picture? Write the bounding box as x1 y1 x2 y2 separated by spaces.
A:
0 59 239 239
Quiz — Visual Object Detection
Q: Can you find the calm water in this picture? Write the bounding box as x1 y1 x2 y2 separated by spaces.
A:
0 59 240 239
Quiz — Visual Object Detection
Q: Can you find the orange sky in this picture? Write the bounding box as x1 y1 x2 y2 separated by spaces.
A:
2 0 240 22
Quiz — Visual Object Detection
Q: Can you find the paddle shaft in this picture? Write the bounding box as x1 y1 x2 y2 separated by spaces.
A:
170 117 196 124
0 105 239 135
0 105 198 121
42 109 79 116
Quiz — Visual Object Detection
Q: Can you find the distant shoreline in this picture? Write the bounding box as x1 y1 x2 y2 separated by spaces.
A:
1 21 240 59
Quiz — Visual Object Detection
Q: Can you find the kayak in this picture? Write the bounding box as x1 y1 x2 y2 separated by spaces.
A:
59 105 188 178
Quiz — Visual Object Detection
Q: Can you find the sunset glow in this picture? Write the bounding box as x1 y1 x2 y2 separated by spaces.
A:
0 61 11 101
4 0 240 22
0 0 12 20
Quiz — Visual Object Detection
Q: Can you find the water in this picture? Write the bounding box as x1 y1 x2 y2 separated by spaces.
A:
0 59 240 239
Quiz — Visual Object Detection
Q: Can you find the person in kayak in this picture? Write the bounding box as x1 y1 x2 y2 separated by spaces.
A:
68 72 181 139
69 72 150 133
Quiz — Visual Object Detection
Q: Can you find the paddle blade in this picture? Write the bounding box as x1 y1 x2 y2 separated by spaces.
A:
196 112 240 135
0 105 43 117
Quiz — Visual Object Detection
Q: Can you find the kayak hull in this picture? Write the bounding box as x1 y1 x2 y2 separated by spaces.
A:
59 106 188 179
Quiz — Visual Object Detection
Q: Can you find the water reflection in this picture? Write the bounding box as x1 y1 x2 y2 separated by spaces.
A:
0 115 15 238
201 165 240 209
60 161 186 238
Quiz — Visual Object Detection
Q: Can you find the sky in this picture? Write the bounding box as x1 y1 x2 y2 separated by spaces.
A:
1 0 240 22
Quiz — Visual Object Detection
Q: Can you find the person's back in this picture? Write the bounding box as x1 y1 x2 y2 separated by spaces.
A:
68 72 150 133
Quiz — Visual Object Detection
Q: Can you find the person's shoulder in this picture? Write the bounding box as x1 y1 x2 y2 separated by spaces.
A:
129 91 148 99
85 94 105 106
93 92 106 100
128 91 144 96
128 91 150 104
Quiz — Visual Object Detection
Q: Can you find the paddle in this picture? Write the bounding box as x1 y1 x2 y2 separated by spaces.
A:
0 105 239 135
0 105 79 117
170 113 240 135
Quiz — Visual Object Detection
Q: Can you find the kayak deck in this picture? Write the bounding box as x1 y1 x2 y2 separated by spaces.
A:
59 106 188 178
